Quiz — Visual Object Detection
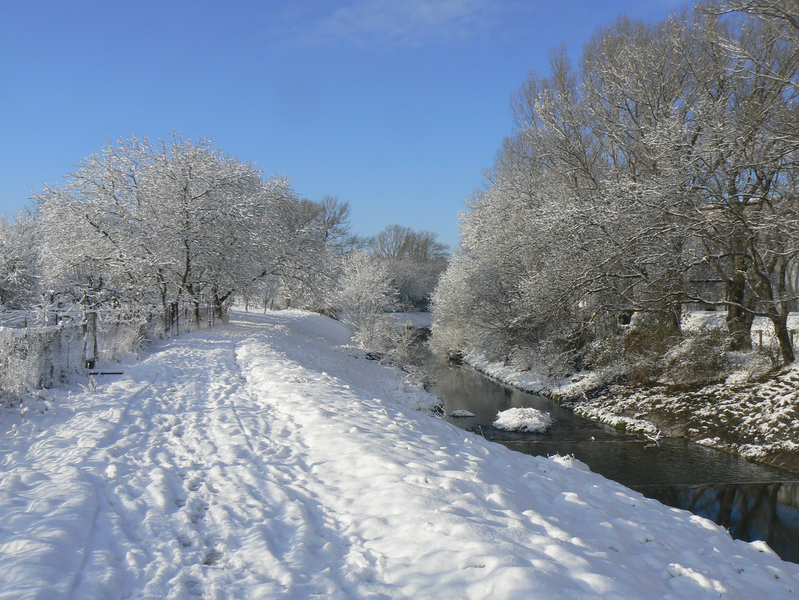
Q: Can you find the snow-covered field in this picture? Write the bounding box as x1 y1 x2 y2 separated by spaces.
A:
2 310 798 599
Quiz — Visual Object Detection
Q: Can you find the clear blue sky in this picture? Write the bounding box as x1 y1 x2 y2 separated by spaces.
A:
1 0 688 250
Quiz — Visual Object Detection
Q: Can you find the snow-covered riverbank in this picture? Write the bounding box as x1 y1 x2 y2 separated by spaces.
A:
465 348 799 474
569 369 799 473
2 310 798 598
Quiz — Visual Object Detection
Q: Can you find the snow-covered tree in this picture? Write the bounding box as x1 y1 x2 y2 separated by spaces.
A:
0 210 39 310
369 225 448 310
34 134 300 319
433 1 799 372
256 195 356 312
333 251 398 351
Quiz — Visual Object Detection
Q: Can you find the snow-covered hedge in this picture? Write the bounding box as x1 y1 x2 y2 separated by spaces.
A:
0 325 81 394
0 305 224 400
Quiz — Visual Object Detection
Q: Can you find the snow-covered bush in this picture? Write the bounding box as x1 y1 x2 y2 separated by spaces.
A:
333 251 398 352
584 328 627 371
661 327 730 386
385 319 420 366
620 313 681 384
0 324 82 397
506 337 576 380
429 252 472 361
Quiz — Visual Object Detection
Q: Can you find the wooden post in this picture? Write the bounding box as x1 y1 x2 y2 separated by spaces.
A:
83 311 97 370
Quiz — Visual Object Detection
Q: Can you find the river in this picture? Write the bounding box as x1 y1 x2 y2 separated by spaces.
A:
428 363 799 563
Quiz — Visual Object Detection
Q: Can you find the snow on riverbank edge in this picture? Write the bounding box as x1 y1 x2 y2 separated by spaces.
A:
464 353 661 436
464 351 799 473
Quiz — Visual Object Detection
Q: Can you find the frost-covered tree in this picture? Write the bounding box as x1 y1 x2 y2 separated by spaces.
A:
273 196 356 310
433 1 799 371
369 225 448 310
669 8 799 361
35 134 300 319
0 210 39 310
333 251 398 350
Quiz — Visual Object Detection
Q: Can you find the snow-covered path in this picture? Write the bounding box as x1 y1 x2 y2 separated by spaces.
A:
2 310 798 599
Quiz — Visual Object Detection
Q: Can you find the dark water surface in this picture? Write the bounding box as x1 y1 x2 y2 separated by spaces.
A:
428 364 799 562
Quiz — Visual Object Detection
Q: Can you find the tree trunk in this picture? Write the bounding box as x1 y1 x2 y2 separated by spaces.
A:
770 314 795 364
212 289 226 322
666 307 681 335
726 258 753 350
772 259 795 364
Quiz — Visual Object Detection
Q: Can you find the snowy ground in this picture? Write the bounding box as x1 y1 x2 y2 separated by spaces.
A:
2 310 799 599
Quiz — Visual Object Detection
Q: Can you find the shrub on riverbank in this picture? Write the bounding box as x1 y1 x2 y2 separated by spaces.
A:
575 314 778 390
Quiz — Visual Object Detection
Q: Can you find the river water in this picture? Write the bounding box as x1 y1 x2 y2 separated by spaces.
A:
428 364 799 563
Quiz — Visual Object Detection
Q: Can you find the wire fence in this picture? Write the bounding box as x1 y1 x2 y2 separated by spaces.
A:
0 302 225 397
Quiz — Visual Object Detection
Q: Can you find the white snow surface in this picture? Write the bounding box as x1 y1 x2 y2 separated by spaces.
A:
2 310 798 599
494 407 553 433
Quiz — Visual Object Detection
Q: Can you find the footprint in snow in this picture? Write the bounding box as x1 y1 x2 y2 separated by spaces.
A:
185 580 203 597
203 548 224 566
190 503 209 523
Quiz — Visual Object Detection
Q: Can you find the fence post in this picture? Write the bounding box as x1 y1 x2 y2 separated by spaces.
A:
171 302 179 336
83 311 97 370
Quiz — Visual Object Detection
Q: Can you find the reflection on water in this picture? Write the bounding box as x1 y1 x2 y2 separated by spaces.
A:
428 363 799 562
502 438 791 487
636 483 799 563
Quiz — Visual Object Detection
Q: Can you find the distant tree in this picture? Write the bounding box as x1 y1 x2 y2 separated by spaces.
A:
369 225 449 310
266 195 356 311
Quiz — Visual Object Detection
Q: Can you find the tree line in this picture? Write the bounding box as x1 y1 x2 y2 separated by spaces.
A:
432 1 799 376
1 133 447 355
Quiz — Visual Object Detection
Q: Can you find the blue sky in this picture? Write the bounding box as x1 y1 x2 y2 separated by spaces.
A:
1 0 687 250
